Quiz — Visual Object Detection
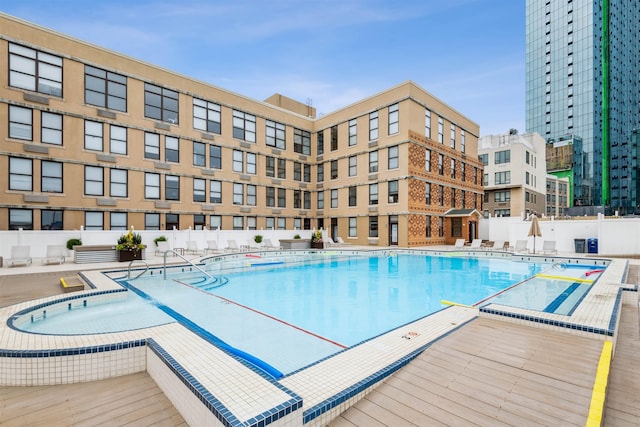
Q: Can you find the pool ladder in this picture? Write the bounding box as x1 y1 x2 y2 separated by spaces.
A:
162 249 215 280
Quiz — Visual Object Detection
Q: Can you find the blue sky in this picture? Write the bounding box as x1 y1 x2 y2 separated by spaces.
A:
2 0 525 136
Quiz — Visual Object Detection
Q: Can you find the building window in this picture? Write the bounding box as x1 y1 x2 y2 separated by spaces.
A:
42 160 62 193
369 216 378 238
369 183 378 205
9 157 32 191
304 164 311 183
495 150 511 164
247 216 257 230
9 43 62 97
144 132 160 160
165 175 180 200
42 112 63 145
452 217 462 237
425 215 431 237
194 214 206 230
266 120 286 149
84 120 103 151
450 159 456 179
369 111 379 140
145 173 160 199
349 156 357 177
425 182 431 205
193 98 221 134
438 217 444 237
144 83 178 124
84 166 103 196
209 215 222 230
9 209 32 230
495 171 511 184
266 187 275 207
233 183 243 205
425 149 431 172
317 130 324 155
479 154 488 165
166 214 179 230
9 106 33 141
349 186 357 206
85 65 127 111
294 162 302 182
461 130 466 153
484 173 488 186
439 185 444 206
450 124 456 149
109 125 127 154
193 142 206 167
233 150 243 172
349 217 357 237
294 190 302 209
277 188 286 208
277 158 286 179
317 163 324 182
388 180 398 203
233 110 256 142
110 212 128 230
165 136 179 163
461 190 466 208
266 156 275 177
331 160 338 179
388 103 399 135
438 154 444 175
247 152 256 175
330 125 338 151
110 168 127 198
277 217 286 229
438 117 444 143
247 185 257 206
145 213 160 230
425 109 432 139
331 189 338 208
42 209 63 230
349 119 357 146
461 163 466 182
388 145 399 169
294 128 311 155
209 145 222 169
193 178 206 202
210 180 222 203
369 151 379 173
494 209 511 217
526 171 530 185
84 212 103 230
451 188 456 207
317 191 324 209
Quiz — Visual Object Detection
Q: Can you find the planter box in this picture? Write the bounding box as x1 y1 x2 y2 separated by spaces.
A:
310 241 324 249
118 249 144 262
279 239 310 250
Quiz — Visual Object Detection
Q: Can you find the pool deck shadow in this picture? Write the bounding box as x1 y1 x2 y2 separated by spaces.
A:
0 250 638 426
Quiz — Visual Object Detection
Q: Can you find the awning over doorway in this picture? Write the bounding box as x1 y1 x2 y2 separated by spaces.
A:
443 208 482 218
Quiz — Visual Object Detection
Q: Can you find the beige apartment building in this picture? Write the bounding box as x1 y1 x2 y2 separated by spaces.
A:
0 13 483 246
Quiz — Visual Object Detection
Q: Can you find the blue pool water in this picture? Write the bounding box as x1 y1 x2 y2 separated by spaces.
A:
16 253 602 376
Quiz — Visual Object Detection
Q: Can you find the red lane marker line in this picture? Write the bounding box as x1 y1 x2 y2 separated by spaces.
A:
174 279 347 349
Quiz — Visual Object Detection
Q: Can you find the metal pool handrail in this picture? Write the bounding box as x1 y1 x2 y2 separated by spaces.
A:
163 250 214 280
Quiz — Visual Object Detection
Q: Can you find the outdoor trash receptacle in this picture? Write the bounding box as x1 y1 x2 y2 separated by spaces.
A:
587 238 598 254
574 238 586 253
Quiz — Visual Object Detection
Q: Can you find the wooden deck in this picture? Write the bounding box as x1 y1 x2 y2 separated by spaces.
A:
604 301 640 426
330 317 604 426
0 372 186 426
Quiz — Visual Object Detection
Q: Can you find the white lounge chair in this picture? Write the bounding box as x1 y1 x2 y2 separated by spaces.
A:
263 239 281 250
454 239 466 248
205 240 220 254
336 237 352 246
43 245 65 264
489 240 506 251
155 240 171 256
8 246 32 267
185 240 205 255
325 237 337 247
541 240 557 255
225 239 242 252
468 239 482 249
514 240 529 253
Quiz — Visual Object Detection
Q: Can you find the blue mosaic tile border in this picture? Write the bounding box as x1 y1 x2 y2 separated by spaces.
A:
147 339 302 427
302 316 477 424
479 305 615 336
0 338 146 358
608 288 624 333
79 271 98 289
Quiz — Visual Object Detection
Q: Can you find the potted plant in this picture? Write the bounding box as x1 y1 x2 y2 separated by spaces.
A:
116 231 146 262
153 235 167 246
254 234 263 245
310 230 324 249
66 238 82 251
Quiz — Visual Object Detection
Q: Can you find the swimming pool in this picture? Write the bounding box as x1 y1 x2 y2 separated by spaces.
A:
16 252 579 377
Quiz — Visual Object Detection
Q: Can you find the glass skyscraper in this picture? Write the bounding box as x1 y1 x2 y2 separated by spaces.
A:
526 0 640 211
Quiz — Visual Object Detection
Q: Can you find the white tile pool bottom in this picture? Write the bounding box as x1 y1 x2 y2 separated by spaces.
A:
0 251 629 427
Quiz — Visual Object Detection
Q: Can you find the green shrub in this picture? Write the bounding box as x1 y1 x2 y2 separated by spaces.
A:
66 238 82 250
154 236 167 246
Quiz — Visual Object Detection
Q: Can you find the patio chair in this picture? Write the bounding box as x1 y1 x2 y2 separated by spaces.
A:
336 237 352 246
325 237 337 247
467 239 482 249
541 240 557 255
8 246 32 267
514 240 529 253
225 239 242 252
205 240 220 254
489 240 505 251
185 240 205 255
43 245 65 265
454 239 466 248
155 240 171 256
263 239 281 250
